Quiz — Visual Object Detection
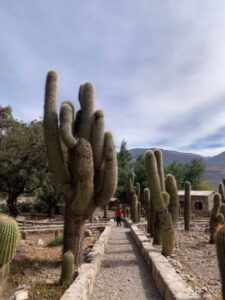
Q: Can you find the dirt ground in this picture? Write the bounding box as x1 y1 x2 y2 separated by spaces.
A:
139 220 222 300
2 230 100 300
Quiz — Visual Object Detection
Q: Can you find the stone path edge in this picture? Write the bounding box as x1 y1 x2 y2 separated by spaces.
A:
60 223 112 300
124 219 201 300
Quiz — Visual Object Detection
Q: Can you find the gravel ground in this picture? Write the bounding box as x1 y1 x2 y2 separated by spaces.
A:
91 224 161 300
139 220 222 300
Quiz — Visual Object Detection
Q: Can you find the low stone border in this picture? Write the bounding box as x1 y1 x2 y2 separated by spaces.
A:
124 219 201 300
60 224 112 300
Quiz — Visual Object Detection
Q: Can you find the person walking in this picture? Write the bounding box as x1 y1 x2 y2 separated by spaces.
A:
115 208 122 227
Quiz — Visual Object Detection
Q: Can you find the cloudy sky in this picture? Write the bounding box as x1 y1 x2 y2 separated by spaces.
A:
1 1 225 156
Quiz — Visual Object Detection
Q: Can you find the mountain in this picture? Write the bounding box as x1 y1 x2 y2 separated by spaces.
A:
129 148 225 186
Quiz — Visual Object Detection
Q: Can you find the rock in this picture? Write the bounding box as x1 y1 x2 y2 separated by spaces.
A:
45 279 53 284
93 216 99 221
85 229 93 237
13 290 28 300
23 268 33 275
18 240 26 246
37 239 44 246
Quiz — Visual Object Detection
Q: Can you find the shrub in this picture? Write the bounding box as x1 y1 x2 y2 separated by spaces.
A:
18 202 32 213
47 234 63 247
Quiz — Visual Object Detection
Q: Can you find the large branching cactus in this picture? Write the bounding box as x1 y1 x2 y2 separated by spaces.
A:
145 150 175 256
44 71 117 268
210 193 224 244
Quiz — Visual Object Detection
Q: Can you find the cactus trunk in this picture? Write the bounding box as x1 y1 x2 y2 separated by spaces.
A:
63 203 84 268
104 204 108 219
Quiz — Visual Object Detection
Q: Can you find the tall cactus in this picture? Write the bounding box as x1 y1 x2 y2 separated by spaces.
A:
210 193 224 243
218 182 225 203
144 188 151 233
132 195 138 223
0 214 19 265
215 223 225 298
184 181 191 231
145 150 174 256
60 251 74 285
44 71 117 268
165 174 179 227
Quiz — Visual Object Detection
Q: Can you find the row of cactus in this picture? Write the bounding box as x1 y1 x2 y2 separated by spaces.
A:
44 71 117 278
145 149 177 256
126 173 141 223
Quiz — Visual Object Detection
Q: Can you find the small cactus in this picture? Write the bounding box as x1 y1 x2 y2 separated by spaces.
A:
0 214 19 266
210 193 223 243
215 223 225 298
60 251 74 285
165 174 179 227
184 181 191 231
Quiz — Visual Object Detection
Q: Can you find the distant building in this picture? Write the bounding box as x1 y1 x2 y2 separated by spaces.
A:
178 190 215 217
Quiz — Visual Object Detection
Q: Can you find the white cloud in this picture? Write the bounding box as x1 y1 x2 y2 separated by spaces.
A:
0 0 225 156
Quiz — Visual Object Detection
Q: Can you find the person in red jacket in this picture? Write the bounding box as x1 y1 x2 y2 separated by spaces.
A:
115 208 122 227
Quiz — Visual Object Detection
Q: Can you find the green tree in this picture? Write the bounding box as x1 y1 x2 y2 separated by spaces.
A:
133 154 147 190
0 107 48 216
164 160 184 189
164 159 205 189
116 140 132 201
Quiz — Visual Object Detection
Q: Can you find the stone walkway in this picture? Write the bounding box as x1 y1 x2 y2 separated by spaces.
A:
91 224 161 300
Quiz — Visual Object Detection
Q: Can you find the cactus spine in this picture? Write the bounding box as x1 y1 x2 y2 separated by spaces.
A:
0 214 19 265
145 150 174 256
44 71 117 269
165 174 179 227
60 251 74 285
184 181 191 231
215 223 225 298
210 193 223 243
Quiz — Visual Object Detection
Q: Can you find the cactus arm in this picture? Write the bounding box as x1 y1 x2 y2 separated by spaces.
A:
165 174 179 227
95 132 117 206
145 150 165 211
154 149 165 191
215 223 225 298
60 101 77 148
91 110 105 169
43 70 70 184
77 82 95 140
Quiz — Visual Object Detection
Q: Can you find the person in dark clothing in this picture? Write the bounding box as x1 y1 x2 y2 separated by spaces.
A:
115 208 122 226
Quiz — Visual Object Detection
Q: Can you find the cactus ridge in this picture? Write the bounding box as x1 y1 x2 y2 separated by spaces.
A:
0 214 19 266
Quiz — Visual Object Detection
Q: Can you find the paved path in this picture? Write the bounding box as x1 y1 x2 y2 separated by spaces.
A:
91 224 161 300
